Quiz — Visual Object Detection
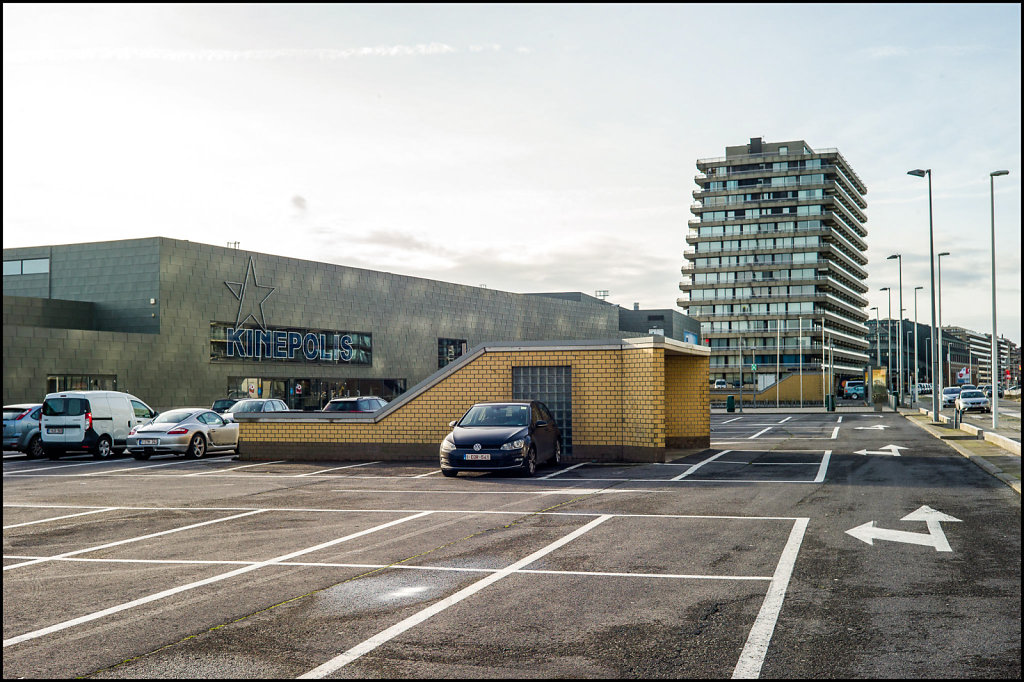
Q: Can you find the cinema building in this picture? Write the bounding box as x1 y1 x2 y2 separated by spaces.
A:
3 237 700 411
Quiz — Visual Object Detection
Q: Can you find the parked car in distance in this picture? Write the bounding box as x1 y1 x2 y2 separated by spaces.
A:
955 390 991 413
440 401 562 478
941 386 961 408
323 396 388 413
713 379 728 389
960 384 977 391
916 383 932 397
222 398 289 422
211 398 241 414
3 403 44 458
128 408 238 459
978 384 1004 399
843 381 865 399
41 391 157 459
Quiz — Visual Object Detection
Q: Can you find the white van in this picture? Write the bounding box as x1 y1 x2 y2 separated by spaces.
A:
41 391 158 459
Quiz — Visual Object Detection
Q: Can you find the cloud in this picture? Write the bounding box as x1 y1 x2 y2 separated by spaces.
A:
2 44 469 64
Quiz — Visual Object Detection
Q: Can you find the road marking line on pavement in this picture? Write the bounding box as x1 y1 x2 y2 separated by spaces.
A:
539 462 588 479
3 507 119 529
837 416 843 423
2 510 267 572
814 450 832 483
671 451 732 480
777 417 792 424
329 488 656 495
298 515 612 678
3 460 109 475
294 461 380 477
0 554 776 582
722 417 743 424
412 470 441 478
732 517 810 679
184 459 286 476
831 427 840 439
749 428 772 439
2 511 433 648
85 455 235 476
714 461 818 466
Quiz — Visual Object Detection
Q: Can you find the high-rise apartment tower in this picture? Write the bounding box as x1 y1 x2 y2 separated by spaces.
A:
679 138 870 388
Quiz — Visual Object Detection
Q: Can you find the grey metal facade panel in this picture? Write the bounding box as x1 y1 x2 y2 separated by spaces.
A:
4 237 692 410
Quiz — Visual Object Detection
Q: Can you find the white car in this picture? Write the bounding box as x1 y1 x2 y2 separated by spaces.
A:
916 383 932 397
940 386 961 408
955 390 990 413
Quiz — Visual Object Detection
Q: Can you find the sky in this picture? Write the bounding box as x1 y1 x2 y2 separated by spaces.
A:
3 3 1021 344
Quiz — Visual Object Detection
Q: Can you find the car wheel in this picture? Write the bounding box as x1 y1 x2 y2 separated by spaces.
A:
441 468 458 478
521 447 537 477
92 435 114 459
552 439 562 465
187 434 207 459
133 453 151 461
27 435 45 459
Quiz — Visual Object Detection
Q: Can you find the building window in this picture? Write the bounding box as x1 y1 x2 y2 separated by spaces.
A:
438 338 468 368
46 374 117 393
3 258 49 276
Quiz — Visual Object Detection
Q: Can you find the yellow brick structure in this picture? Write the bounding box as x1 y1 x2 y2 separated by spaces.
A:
238 337 711 463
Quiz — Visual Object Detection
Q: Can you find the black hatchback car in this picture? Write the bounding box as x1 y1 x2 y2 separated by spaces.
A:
440 401 562 477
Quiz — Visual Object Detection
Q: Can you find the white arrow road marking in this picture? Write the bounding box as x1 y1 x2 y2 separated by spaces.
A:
853 444 907 456
854 424 890 430
845 505 961 552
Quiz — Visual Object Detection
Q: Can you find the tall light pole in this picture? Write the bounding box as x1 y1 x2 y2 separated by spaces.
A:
881 286 892 399
914 286 923 403
908 168 939 421
990 169 1009 428
798 315 804 408
870 306 880 365
887 254 904 405
937 251 950 392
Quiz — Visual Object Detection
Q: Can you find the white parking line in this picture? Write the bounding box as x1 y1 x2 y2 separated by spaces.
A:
3 460 109 475
299 515 612 678
3 507 118 529
721 417 743 424
2 510 266 572
837 416 843 423
412 470 441 478
831 427 840 439
777 417 792 424
732 518 809 678
748 428 772 439
294 461 381 477
671 451 732 481
185 459 286 476
538 463 588 479
812 450 832 483
85 455 235 476
2 511 433 648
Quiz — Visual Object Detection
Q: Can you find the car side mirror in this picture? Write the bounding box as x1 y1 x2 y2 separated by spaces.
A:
535 420 548 427
150 411 159 419
449 420 458 428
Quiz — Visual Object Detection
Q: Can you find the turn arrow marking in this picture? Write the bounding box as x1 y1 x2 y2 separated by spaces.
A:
854 424 890 430
853 444 908 456
846 505 961 552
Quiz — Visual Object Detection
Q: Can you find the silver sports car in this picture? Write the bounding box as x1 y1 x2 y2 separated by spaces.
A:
126 408 238 460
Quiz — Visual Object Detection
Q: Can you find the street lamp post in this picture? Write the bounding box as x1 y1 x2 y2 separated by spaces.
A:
881 286 892 401
887 254 904 406
937 251 950 392
914 286 923 403
908 168 940 421
870 306 879 365
990 170 1009 428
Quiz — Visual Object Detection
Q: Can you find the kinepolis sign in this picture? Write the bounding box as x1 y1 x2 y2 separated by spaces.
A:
212 256 368 364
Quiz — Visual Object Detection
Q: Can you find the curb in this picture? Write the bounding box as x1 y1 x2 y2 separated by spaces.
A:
903 412 1021 495
915 407 1021 455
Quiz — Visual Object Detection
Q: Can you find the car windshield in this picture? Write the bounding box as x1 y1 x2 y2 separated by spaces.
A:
460 404 530 427
153 410 195 424
943 388 960 394
960 391 985 399
212 400 235 409
324 401 358 412
228 401 263 413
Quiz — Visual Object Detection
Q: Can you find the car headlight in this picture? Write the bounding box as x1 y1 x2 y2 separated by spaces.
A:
440 436 456 453
500 439 526 451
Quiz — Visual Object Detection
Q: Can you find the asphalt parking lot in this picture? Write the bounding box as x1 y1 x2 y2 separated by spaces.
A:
3 412 1021 678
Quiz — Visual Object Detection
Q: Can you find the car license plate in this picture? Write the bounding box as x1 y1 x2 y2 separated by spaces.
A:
139 439 159 446
47 427 64 434
465 453 491 461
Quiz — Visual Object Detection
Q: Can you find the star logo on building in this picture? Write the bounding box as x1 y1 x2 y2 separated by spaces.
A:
225 256 275 331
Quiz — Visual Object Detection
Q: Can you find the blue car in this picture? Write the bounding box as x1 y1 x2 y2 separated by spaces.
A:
3 403 44 458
